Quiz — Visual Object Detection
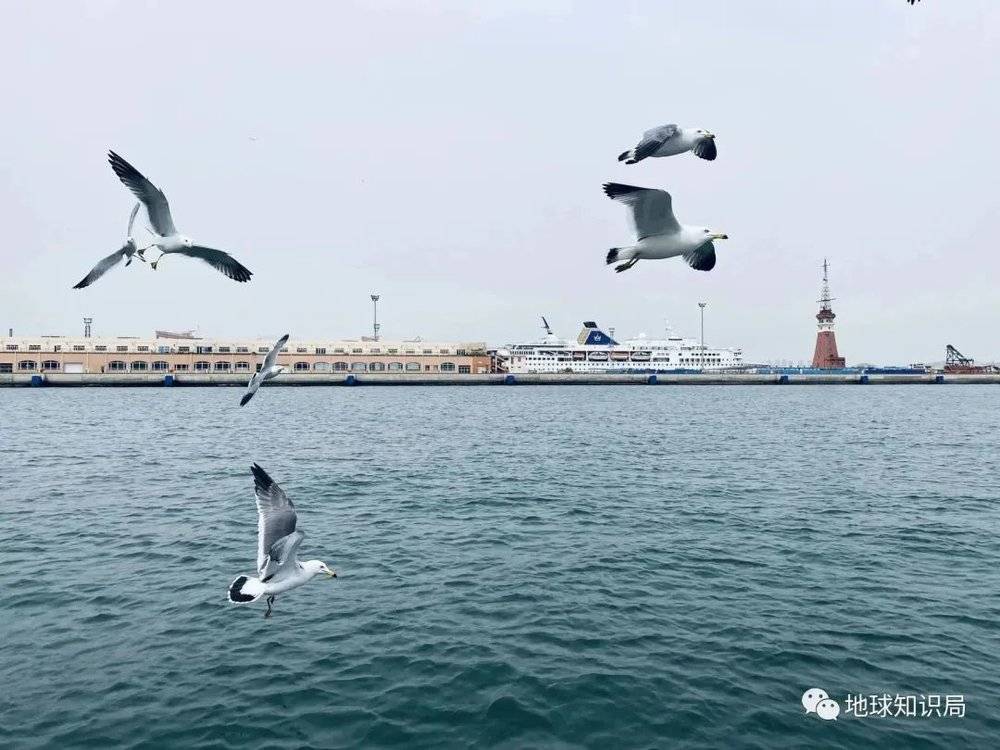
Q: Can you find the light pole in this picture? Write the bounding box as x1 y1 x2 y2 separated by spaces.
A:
371 294 380 341
698 302 707 352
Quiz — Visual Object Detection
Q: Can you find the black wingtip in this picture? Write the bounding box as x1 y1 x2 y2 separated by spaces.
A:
240 392 253 407
72 279 88 290
251 463 274 491
617 150 630 162
603 182 644 199
606 248 620 265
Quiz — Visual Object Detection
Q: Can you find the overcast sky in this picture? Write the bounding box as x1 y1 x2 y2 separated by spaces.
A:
1 0 997 363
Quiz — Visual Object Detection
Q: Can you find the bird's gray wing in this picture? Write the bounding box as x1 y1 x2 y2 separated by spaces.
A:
251 463 298 578
632 124 680 161
72 240 136 289
107 151 177 236
261 530 305 582
603 183 680 238
172 245 253 282
262 334 290 371
684 241 717 271
693 137 717 161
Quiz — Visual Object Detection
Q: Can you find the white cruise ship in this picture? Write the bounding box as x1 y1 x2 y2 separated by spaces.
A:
498 319 742 374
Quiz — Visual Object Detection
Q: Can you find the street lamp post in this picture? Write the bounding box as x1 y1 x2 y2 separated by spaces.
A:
371 294 380 341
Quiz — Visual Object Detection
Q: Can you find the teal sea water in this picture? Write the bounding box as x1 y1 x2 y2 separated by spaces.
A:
2 385 999 749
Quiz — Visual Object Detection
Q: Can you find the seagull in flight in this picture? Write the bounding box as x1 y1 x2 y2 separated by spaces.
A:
228 464 337 618
240 334 289 407
107 150 253 282
603 183 728 273
72 202 144 288
618 124 717 164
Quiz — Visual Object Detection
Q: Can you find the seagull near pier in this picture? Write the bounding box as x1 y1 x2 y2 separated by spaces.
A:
603 183 728 273
618 124 717 164
240 333 289 407
228 464 337 618
107 150 253 282
72 203 143 288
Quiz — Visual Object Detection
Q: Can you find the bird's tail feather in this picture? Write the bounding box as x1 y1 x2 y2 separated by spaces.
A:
228 575 265 603
606 248 621 265
617 150 632 162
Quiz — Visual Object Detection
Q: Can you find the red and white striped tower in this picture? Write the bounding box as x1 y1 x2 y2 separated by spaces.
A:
811 259 846 368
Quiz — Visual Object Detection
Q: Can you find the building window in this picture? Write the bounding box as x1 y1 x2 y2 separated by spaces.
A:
352 348 363 354
405 349 415 354
334 362 348 372
116 345 129 352
314 362 331 372
369 361 385 371
370 348 381 354
294 361 310 371
194 361 211 371
459 365 471 374
0 363 11 373
439 349 450 355
218 347 231 354
95 345 107 352
4 344 17 351
235 361 250 372
177 346 190 353
315 347 326 355
405 362 421 372
296 347 307 354
214 361 231 371
334 348 345 354
258 347 270 353
73 345 86 352
137 346 150 352
29 344 41 351
41 360 60 371
388 362 403 371
236 347 249 353
351 362 367 372
131 361 148 371
152 361 169 371
388 348 398 354
196 346 213 354
440 362 456 372
157 346 171 354
423 349 432 355
108 361 127 371
174 363 189 371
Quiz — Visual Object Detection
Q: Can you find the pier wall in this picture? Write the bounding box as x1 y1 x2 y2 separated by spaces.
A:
2 373 998 387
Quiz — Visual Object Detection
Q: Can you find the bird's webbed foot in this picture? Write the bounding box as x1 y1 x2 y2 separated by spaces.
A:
264 595 275 618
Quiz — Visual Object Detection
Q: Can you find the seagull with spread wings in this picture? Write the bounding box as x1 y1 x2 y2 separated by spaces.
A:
603 183 728 273
618 124 717 165
240 334 289 407
107 150 253 282
228 464 337 618
72 203 144 289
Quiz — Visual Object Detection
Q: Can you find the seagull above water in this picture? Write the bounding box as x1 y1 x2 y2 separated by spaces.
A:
617 124 717 164
240 333 289 407
603 183 728 273
107 150 253 282
228 463 337 618
72 203 143 289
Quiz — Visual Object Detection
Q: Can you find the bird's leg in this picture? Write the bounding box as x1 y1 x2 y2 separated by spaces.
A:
615 258 639 273
264 595 275 618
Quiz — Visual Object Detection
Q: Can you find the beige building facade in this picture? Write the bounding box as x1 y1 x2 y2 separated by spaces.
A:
0 333 491 376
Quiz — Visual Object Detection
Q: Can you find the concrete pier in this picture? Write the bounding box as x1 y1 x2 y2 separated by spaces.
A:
1 372 998 387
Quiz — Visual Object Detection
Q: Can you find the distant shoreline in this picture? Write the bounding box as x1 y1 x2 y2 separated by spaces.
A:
3 373 999 387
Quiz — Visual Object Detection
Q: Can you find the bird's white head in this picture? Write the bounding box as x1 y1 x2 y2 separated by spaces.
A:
182 236 193 247
305 560 337 579
696 128 715 139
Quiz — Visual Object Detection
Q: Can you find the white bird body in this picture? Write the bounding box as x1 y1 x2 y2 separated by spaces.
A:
228 464 336 617
603 183 727 273
618 124 717 164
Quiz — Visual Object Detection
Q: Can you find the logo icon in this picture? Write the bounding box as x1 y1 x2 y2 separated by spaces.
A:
802 688 840 721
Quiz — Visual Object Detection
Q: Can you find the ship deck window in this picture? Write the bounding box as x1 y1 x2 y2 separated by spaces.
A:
0 363 11 373
108 360 126 371
388 362 403 371
351 362 366 372
131 361 148 371
214 361 231 371
440 362 456 372
194 361 211 371
4 344 17 351
152 361 169 371
369 362 385 371
174 363 189 371
459 365 470 374
405 362 421 372
334 362 348 372
235 361 250 372
41 360 60 371
294 361 310 371
314 362 331 372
